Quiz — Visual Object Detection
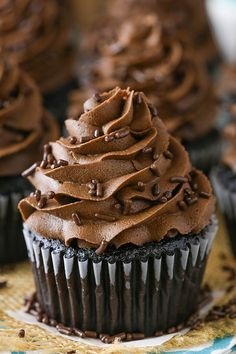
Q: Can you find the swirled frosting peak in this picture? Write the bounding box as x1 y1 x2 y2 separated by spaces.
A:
222 105 236 174
0 56 59 177
69 13 216 141
19 88 215 251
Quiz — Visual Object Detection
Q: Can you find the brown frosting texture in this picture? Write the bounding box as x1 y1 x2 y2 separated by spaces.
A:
19 88 215 249
0 57 59 177
0 0 75 92
222 105 236 174
69 14 216 142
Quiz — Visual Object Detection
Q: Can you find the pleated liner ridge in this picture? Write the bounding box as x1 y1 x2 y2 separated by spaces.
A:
23 218 217 336
0 190 30 264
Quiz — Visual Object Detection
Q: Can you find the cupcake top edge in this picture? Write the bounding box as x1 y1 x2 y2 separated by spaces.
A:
0 56 59 177
18 87 215 252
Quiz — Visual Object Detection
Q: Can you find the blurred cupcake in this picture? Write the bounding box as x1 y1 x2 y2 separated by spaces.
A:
19 88 217 340
211 105 236 257
0 56 59 264
103 0 218 69
69 14 219 172
0 0 78 125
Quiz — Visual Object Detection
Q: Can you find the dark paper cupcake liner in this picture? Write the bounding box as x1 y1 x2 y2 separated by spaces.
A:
23 218 217 337
184 129 222 173
0 178 31 264
211 166 236 257
43 78 79 128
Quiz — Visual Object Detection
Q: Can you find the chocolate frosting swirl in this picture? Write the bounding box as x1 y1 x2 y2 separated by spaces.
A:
19 88 215 249
0 57 59 177
69 14 216 141
222 105 236 174
0 0 75 92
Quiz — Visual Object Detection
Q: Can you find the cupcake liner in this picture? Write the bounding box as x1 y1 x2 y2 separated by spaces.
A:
184 129 222 173
43 78 79 128
211 167 236 256
23 217 217 337
0 188 31 264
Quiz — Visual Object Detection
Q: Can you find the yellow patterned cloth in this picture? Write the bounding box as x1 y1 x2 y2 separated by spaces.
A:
0 212 236 353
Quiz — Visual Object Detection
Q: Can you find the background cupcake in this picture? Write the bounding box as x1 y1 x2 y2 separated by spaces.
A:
0 0 78 125
86 0 218 69
69 14 219 172
19 88 217 341
0 56 59 264
211 105 236 257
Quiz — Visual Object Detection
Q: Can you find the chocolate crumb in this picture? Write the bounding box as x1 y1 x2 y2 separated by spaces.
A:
18 329 25 338
0 280 7 289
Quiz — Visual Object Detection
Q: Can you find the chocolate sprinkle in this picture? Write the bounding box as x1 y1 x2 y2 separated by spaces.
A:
21 162 39 178
170 176 188 184
142 147 153 154
148 104 158 117
150 163 161 176
152 183 160 196
104 135 115 142
177 200 188 211
72 212 82 226
95 213 116 222
199 191 211 199
163 150 174 159
34 189 41 202
137 181 145 192
37 195 47 209
69 136 77 145
57 159 68 167
84 330 98 338
95 239 108 255
47 191 55 199
96 183 103 197
94 128 102 138
79 136 91 144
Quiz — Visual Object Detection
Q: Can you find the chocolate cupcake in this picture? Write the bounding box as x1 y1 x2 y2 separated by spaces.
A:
69 14 219 172
19 88 217 340
211 106 236 257
0 57 59 264
0 0 77 125
97 0 218 69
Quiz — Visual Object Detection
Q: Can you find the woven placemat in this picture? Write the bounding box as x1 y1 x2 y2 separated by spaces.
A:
1 211 236 353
